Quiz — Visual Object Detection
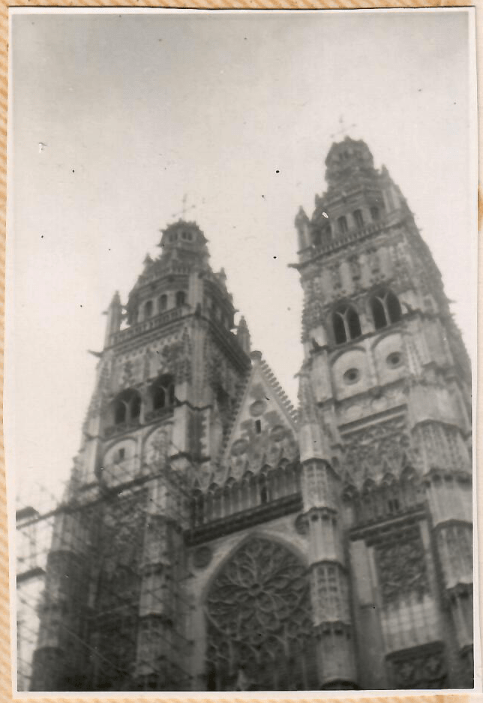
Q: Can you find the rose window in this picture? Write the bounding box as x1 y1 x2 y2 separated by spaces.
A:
205 537 316 690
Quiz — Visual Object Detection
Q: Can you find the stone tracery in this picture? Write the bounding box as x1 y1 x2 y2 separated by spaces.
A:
205 537 315 690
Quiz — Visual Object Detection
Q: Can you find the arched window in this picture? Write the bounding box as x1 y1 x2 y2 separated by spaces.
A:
332 304 362 344
338 216 348 234
371 289 402 329
151 374 175 411
370 205 380 221
112 389 142 426
176 291 186 307
387 291 402 324
144 300 153 318
260 476 268 505
353 209 364 228
159 294 167 312
205 538 316 690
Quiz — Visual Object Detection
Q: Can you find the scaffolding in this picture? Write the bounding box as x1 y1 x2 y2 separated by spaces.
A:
15 453 194 692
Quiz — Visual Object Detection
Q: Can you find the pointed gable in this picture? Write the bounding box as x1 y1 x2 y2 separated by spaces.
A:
219 351 299 483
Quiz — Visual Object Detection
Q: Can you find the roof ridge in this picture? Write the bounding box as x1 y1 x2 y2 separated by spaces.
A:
216 367 252 462
258 357 298 425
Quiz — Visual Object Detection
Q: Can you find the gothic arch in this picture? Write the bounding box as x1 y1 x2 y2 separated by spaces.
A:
330 343 366 366
203 534 315 691
370 288 402 330
331 302 362 345
149 373 175 411
369 328 401 351
110 388 142 425
104 435 138 457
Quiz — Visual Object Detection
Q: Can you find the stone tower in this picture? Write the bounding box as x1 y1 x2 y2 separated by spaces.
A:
30 219 252 691
294 136 473 689
28 136 473 692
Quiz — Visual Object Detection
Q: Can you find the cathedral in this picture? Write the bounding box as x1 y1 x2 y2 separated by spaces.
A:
28 136 473 691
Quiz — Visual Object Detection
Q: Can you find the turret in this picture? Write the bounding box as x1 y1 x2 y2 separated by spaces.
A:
295 206 311 251
104 291 122 347
236 316 251 355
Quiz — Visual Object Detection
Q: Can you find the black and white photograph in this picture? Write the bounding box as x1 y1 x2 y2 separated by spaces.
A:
9 7 477 693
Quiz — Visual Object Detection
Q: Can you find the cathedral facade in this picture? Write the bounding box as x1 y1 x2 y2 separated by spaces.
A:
29 137 473 691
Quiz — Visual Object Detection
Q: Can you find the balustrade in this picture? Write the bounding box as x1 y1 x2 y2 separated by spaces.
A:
110 306 186 346
190 464 301 528
348 474 422 526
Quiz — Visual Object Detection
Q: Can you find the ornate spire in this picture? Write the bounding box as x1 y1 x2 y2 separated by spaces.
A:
104 290 122 347
236 316 251 355
295 206 311 251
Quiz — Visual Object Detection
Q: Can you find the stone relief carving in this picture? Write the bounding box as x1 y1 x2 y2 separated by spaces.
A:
375 531 429 606
144 425 173 467
366 247 380 274
119 359 139 389
348 255 361 282
160 337 186 381
310 562 350 624
390 242 412 290
295 513 309 535
342 415 416 484
227 406 298 480
387 643 447 689
329 263 342 291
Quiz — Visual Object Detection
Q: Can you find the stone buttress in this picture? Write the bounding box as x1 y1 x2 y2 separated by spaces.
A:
292 135 473 689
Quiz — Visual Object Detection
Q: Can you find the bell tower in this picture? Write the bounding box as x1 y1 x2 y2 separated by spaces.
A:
31 219 251 691
294 136 472 689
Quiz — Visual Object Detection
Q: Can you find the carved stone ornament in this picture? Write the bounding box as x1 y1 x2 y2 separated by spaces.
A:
343 415 414 485
375 530 429 606
295 513 309 535
387 642 447 689
206 537 315 690
193 546 213 569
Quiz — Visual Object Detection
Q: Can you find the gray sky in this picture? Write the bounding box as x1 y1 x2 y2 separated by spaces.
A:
9 9 476 505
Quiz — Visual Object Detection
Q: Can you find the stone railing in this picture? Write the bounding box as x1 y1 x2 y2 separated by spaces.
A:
314 218 387 256
190 463 302 528
109 306 187 346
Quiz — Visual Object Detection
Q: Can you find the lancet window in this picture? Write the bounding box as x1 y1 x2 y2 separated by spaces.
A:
371 289 402 329
144 300 153 318
159 294 167 312
353 209 364 228
151 374 175 411
338 215 348 234
112 389 142 425
332 304 362 344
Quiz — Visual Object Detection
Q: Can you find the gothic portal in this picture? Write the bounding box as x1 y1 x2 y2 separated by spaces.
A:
27 136 473 691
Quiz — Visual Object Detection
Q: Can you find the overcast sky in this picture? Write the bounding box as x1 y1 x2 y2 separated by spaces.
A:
9 8 476 506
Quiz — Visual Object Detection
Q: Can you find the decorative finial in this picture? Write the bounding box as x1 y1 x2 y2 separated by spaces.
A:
237 316 251 355
295 206 309 228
